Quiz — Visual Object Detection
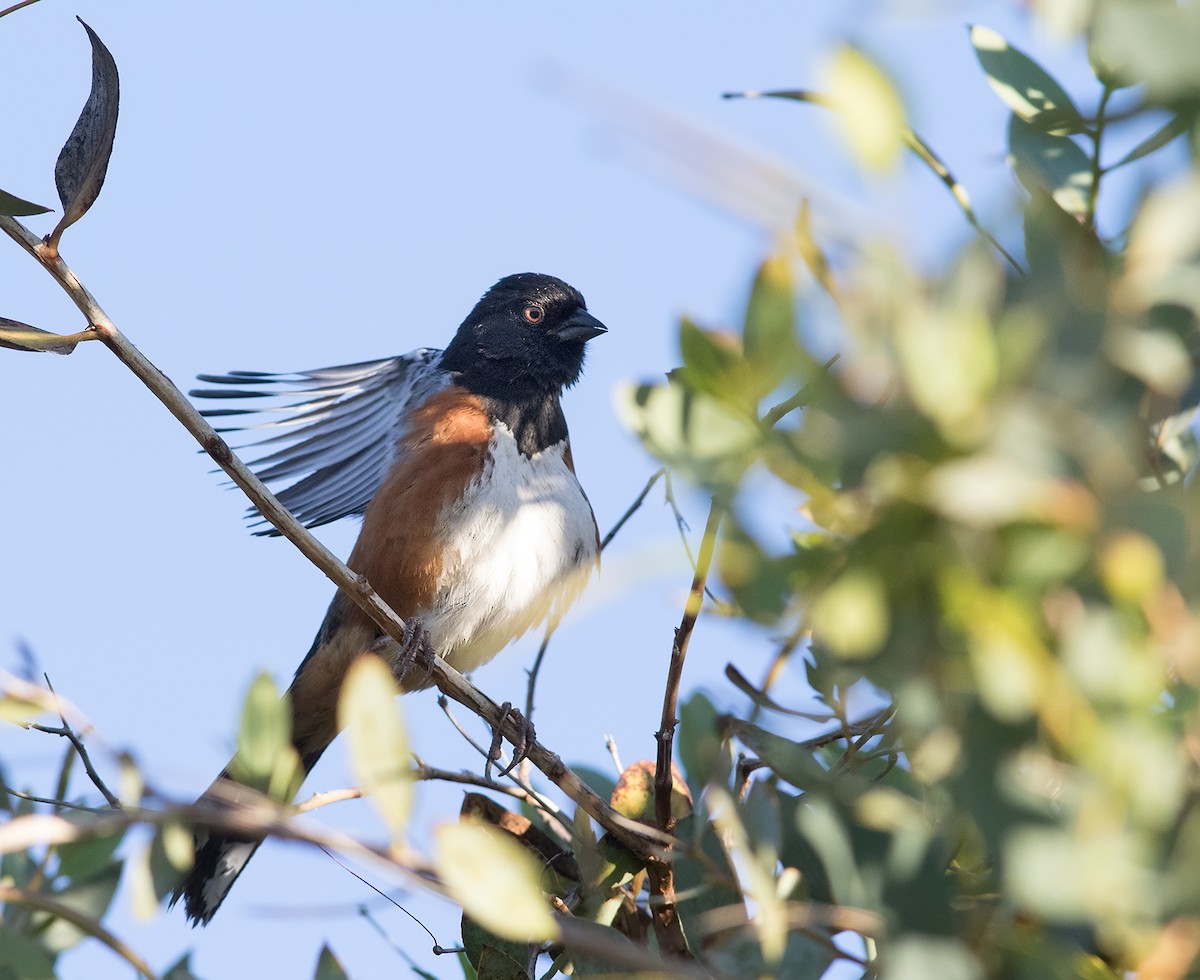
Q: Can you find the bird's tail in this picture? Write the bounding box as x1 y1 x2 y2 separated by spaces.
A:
171 595 377 925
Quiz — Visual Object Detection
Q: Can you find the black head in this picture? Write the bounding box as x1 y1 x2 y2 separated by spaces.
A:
441 273 607 402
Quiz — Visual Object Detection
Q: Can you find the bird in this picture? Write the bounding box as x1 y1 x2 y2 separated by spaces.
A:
171 272 607 925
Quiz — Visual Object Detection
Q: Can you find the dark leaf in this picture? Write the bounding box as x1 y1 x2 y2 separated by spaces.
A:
0 188 51 217
51 19 120 243
313 944 349 980
162 953 201 980
55 831 125 883
461 916 534 974
678 691 725 788
0 925 55 980
32 865 121 955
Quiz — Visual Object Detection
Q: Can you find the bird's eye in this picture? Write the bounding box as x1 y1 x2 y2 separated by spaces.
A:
523 305 544 324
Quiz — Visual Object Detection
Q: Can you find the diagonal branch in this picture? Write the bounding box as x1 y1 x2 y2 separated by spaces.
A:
0 213 663 861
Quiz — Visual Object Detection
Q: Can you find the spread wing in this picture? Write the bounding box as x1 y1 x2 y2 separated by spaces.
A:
191 350 449 535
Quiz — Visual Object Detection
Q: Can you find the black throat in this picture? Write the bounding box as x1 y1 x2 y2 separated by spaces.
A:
480 394 569 458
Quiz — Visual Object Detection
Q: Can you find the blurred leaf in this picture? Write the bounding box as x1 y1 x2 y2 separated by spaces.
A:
338 655 411 838
1007 116 1092 219
0 318 84 355
51 19 120 243
435 822 558 943
885 935 985 979
149 822 193 903
821 44 907 171
743 253 797 391
673 812 745 951
55 830 124 883
1090 1 1200 99
33 864 121 954
0 925 55 980
678 691 724 789
1109 111 1193 171
314 944 349 980
228 672 302 803
970 25 1084 134
162 953 201 980
615 379 760 490
677 319 754 406
0 189 51 217
809 568 890 659
705 930 836 979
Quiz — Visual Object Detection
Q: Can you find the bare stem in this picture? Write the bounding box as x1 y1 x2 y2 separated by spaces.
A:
31 674 119 808
648 496 723 959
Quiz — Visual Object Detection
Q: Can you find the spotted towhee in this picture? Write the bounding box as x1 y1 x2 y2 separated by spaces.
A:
172 273 606 924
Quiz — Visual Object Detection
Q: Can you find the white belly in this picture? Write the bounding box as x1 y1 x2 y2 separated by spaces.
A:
419 423 597 674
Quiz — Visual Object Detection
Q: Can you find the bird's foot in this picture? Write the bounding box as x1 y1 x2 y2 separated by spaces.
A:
385 619 437 690
486 702 536 780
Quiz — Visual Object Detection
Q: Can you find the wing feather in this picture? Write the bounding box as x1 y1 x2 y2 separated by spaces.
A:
190 351 448 535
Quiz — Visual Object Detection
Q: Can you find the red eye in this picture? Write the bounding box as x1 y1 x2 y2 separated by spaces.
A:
523 305 544 324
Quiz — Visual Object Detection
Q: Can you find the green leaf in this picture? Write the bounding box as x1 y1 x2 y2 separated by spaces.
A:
0 925 55 980
567 765 617 806
435 822 558 943
33 865 121 954
475 946 529 980
163 953 201 980
727 719 830 791
1007 115 1093 219
227 672 302 802
886 935 985 980
615 378 760 491
969 24 1084 134
338 655 411 838
54 830 124 883
672 812 745 951
743 253 797 393
314 944 349 980
678 691 724 789
1109 111 1193 171
461 917 533 975
0 189 51 217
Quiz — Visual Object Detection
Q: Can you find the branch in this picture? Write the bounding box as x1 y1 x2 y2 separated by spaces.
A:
0 885 156 980
0 213 666 861
648 496 723 958
30 674 119 808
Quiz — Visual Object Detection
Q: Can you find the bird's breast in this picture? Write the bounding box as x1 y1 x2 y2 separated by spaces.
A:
424 421 598 673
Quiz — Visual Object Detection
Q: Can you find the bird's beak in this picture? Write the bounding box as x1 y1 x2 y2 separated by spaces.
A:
553 309 608 343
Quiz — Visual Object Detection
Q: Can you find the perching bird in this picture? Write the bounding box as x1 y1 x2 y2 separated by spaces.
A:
172 273 606 925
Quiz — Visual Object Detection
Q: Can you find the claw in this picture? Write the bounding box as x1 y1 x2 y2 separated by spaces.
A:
385 620 436 689
486 702 536 780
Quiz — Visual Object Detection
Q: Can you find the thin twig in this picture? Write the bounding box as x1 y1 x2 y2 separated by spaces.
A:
724 89 1023 274
3 788 108 813
31 674 120 808
1086 84 1113 230
0 884 157 980
649 497 724 959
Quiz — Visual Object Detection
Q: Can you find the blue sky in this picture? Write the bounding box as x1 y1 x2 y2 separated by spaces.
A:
1 3 1100 977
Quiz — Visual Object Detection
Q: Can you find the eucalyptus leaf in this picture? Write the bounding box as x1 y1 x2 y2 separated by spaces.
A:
970 25 1084 134
1007 115 1093 219
338 655 411 837
0 189 51 217
314 944 349 980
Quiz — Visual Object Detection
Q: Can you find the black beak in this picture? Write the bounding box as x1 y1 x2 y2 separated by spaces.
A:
553 309 608 343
